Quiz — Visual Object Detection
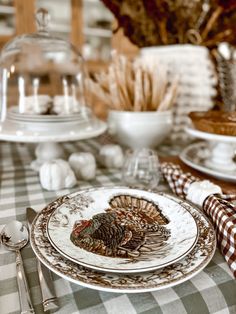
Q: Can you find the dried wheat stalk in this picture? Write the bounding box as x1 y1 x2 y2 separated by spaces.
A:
85 52 178 112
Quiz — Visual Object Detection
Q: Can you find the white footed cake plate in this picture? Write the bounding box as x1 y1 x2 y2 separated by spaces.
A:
180 142 236 182
0 118 106 142
185 127 236 173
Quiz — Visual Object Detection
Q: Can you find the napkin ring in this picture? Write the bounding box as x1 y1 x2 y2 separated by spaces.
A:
186 180 222 207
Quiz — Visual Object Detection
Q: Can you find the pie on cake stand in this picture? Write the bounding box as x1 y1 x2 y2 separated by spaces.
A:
180 111 236 182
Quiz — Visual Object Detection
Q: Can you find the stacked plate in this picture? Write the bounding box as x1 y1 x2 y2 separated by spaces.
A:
30 187 216 293
7 106 92 131
8 106 86 122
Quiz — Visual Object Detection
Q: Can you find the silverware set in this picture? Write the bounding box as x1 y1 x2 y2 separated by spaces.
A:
0 208 59 313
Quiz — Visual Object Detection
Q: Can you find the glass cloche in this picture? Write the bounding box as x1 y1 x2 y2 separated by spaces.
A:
0 8 88 122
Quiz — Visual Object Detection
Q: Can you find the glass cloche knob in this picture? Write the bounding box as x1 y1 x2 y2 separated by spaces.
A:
36 8 50 33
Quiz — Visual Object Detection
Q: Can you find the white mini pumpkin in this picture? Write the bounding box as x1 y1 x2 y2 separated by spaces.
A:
68 152 96 180
98 144 124 168
39 159 77 191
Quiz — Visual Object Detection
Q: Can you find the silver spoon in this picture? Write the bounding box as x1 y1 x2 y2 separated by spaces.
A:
1 221 35 314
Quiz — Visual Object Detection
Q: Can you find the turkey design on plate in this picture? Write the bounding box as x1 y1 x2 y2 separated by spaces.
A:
46 187 199 273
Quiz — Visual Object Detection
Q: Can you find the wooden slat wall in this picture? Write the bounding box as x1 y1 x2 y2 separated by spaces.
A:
0 1 36 51
15 0 36 35
70 0 83 49
0 35 12 49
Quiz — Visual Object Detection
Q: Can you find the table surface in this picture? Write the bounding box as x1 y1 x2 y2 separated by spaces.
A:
0 138 235 314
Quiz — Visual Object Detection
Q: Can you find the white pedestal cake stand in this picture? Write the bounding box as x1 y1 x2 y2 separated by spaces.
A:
180 127 236 182
186 127 236 171
0 119 107 171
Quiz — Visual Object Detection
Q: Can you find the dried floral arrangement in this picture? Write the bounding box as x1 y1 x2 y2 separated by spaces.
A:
85 52 178 111
101 0 236 48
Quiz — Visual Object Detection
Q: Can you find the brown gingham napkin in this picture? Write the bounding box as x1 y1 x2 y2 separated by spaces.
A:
161 162 236 278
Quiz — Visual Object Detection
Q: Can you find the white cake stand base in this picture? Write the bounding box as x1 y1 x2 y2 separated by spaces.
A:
205 142 236 171
30 142 66 171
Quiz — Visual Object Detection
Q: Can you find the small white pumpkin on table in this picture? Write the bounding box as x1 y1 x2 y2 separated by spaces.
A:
68 152 96 180
98 144 124 169
39 159 77 191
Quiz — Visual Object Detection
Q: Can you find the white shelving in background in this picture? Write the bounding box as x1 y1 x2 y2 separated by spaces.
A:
0 4 14 14
83 27 112 38
36 0 113 62
0 2 15 36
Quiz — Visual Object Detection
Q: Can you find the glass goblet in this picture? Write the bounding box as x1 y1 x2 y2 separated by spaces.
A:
122 148 161 190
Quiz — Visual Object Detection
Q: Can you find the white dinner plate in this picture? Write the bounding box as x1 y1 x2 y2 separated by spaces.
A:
7 106 91 122
180 142 236 182
30 188 216 293
46 187 199 273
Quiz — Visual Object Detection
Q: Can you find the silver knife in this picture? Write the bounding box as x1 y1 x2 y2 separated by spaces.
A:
26 207 59 312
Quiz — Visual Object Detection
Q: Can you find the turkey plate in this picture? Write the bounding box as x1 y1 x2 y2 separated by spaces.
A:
46 187 199 273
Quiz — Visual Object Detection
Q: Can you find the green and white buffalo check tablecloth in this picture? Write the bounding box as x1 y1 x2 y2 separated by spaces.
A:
0 138 235 314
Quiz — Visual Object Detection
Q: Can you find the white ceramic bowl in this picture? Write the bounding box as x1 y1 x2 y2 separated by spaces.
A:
108 110 173 149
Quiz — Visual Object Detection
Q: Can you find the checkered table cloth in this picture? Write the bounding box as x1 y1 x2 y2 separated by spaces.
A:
0 139 235 314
